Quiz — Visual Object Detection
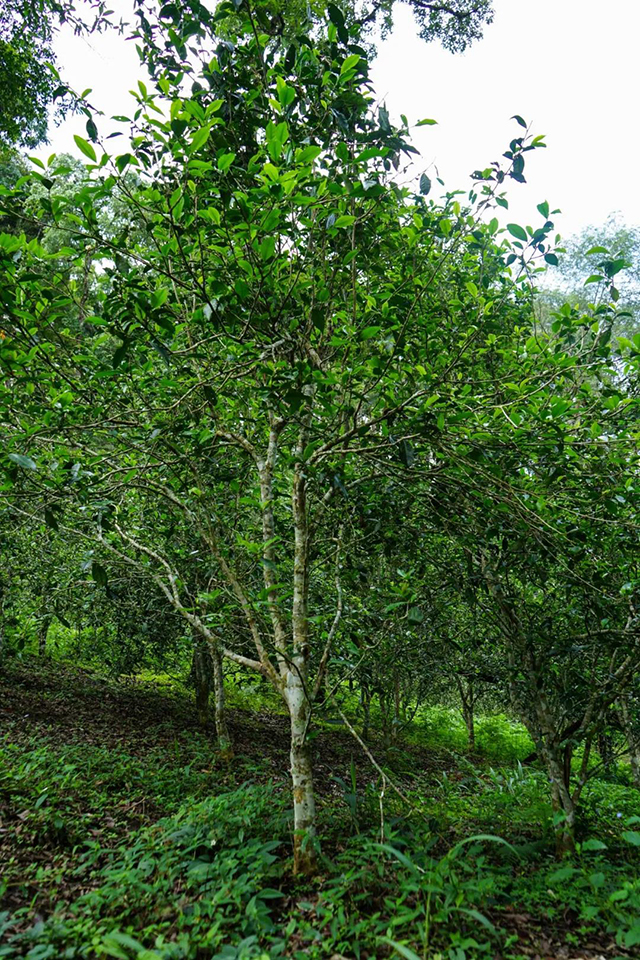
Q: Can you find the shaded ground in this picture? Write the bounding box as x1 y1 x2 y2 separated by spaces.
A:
0 658 450 786
0 658 634 959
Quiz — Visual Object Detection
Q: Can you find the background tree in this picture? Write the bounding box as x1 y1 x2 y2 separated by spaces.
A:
0 0 115 149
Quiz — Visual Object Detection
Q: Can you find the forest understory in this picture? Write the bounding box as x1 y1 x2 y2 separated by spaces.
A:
1 657 639 960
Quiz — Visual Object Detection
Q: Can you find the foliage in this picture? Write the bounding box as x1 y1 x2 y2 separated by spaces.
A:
0 0 115 149
363 0 494 53
2 662 640 958
1 0 640 950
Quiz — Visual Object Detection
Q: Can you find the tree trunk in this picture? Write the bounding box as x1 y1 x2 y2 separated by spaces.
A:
629 739 640 791
39 615 52 657
287 676 317 875
192 633 232 755
191 639 212 728
211 643 232 756
544 748 577 856
464 702 475 752
597 732 614 775
456 677 475 752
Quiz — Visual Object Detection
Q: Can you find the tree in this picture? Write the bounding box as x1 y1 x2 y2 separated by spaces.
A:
540 213 640 340
2 0 637 873
360 0 493 52
0 0 114 149
216 0 494 53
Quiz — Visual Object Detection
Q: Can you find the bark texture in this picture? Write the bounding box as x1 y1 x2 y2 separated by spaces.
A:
288 677 317 875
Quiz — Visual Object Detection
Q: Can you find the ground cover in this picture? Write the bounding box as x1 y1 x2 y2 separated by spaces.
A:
1 658 639 959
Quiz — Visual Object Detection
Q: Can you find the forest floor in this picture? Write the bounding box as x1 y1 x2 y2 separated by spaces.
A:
1 658 639 959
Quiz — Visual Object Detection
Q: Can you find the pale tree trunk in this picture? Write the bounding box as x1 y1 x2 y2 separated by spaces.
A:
286 673 317 874
194 630 232 755
202 409 341 875
211 642 232 757
288 416 318 875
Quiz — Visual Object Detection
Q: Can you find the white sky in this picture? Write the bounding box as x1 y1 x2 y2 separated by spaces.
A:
38 0 640 239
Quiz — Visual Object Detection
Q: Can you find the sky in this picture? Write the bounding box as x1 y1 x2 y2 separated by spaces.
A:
38 0 640 240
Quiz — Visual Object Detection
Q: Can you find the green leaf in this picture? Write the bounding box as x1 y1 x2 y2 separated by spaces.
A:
217 152 236 172
276 76 296 108
44 509 59 531
100 930 146 958
234 278 250 299
359 326 380 340
92 563 108 587
334 215 356 228
86 117 98 142
507 223 527 242
340 54 361 75
457 907 496 933
8 453 37 470
622 830 640 846
151 288 169 309
74 135 97 162
379 937 422 960
327 2 348 42
623 922 640 948
266 121 289 161
537 200 550 218
544 253 559 266
582 838 607 852
311 307 325 332
419 173 431 195
297 145 321 164
115 153 132 173
259 236 276 260
190 126 211 153
512 114 527 128
302 440 322 460
416 118 437 126
113 342 128 367
602 258 627 278
374 843 420 873
450 833 519 858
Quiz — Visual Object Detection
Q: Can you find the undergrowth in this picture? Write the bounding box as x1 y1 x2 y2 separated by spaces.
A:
1 659 640 959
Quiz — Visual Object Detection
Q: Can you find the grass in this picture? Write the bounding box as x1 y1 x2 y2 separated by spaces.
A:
1 656 640 959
